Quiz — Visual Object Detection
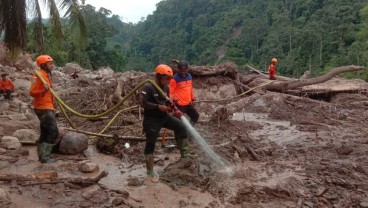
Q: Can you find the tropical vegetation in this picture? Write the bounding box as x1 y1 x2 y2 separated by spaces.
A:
2 0 368 79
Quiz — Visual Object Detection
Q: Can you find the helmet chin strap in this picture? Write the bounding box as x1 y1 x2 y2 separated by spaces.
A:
40 64 52 71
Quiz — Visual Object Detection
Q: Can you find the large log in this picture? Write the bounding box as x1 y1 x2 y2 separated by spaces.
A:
265 65 366 92
0 172 58 181
1 171 108 188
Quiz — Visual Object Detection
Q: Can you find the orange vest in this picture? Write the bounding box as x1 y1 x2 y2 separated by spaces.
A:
169 73 195 106
30 69 55 110
0 78 15 91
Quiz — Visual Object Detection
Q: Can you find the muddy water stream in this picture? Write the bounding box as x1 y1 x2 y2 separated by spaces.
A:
2 145 221 207
232 112 311 145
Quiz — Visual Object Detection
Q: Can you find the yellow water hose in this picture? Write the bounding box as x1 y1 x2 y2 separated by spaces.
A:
97 106 139 134
34 70 274 139
34 70 167 119
34 70 171 139
57 101 76 129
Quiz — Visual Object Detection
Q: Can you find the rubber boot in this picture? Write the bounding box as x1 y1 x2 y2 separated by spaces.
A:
40 143 57 163
145 154 159 177
179 138 196 158
37 143 42 161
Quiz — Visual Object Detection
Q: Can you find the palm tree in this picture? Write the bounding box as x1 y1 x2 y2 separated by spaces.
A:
0 0 86 54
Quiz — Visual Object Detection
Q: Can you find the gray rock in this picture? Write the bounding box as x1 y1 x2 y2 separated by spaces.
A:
360 201 368 208
64 63 83 74
78 161 99 173
8 113 27 121
13 129 39 144
15 53 37 71
59 132 88 155
13 79 31 91
81 184 101 199
0 188 10 202
0 102 10 111
0 136 21 150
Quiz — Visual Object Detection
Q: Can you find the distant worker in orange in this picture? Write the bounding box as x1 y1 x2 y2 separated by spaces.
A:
0 73 15 99
169 60 199 125
30 55 58 163
269 58 278 80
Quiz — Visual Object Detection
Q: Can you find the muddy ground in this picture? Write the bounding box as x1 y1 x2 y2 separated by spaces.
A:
1 67 368 208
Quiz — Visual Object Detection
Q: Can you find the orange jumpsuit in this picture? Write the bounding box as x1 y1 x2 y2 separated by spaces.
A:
0 78 15 92
269 63 276 80
30 70 55 110
0 77 15 99
30 69 58 144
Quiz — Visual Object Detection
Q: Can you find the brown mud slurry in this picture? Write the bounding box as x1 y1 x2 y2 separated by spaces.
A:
1 71 368 207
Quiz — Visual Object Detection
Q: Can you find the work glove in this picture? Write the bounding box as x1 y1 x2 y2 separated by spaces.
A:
172 107 183 118
167 101 183 118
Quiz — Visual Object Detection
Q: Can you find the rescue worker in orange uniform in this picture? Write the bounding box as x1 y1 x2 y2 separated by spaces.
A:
30 55 58 163
141 64 195 178
268 58 278 80
169 60 199 125
0 73 15 99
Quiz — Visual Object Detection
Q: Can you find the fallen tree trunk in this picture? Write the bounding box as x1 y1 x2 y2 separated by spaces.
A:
0 172 58 181
187 62 238 79
12 171 108 189
66 170 109 187
265 65 365 92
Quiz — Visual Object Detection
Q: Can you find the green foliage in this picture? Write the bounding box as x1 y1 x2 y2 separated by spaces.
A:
24 0 368 80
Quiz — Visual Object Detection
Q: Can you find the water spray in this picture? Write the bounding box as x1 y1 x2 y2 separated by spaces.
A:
181 116 234 176
165 98 234 176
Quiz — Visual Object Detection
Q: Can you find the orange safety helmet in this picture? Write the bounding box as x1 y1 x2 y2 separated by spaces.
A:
271 58 278 63
155 64 173 78
36 55 54 66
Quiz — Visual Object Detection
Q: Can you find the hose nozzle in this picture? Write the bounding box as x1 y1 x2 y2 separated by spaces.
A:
166 99 183 118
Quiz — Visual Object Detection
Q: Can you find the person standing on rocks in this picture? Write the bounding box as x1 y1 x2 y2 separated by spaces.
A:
268 58 278 80
140 64 196 178
30 55 58 163
0 73 15 99
169 60 199 126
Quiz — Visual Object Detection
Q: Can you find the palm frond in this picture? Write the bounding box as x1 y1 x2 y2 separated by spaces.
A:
32 0 45 53
47 0 63 42
3 0 27 51
61 0 87 49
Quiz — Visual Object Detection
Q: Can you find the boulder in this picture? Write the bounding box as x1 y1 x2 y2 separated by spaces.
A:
0 136 21 150
13 129 38 144
15 53 37 71
13 78 31 91
96 67 114 78
64 63 83 75
78 161 99 173
59 131 88 155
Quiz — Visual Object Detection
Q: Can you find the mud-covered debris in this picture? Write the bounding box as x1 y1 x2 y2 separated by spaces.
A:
127 176 144 187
